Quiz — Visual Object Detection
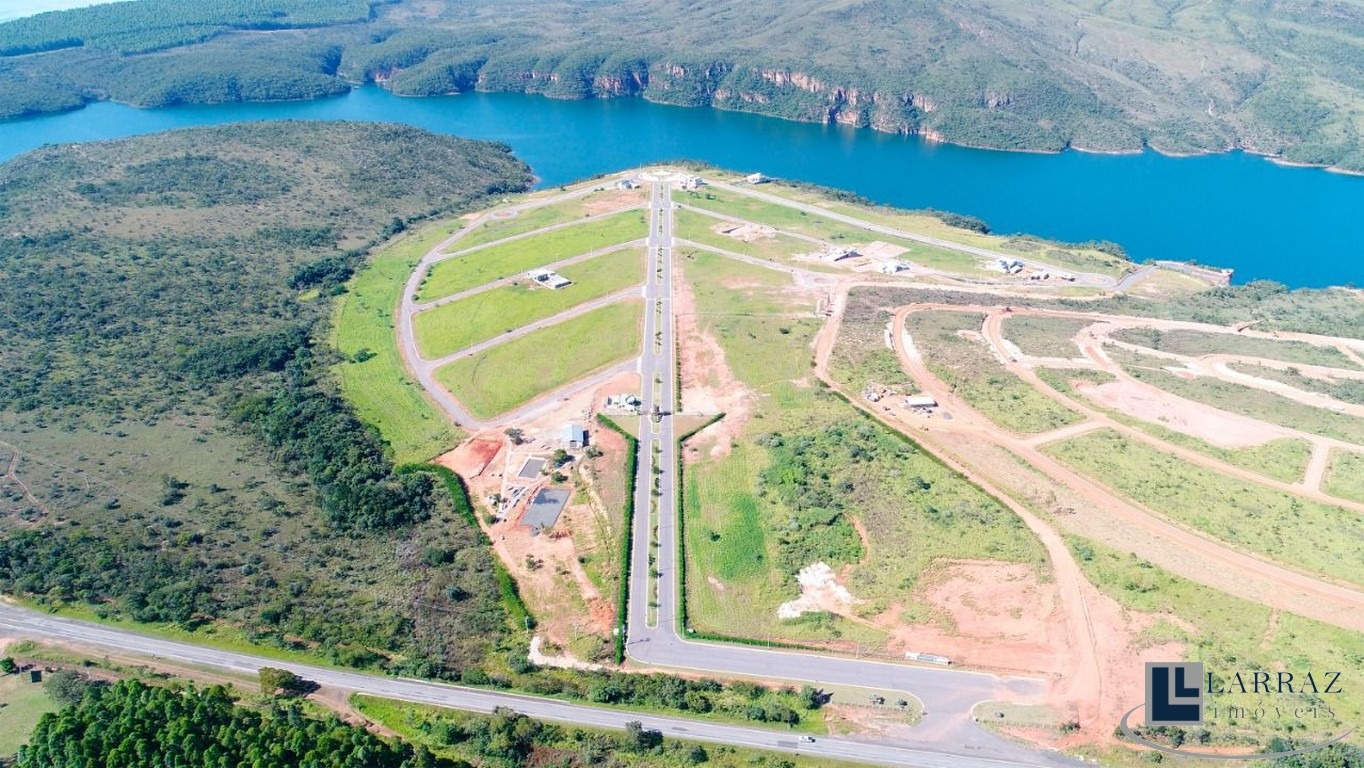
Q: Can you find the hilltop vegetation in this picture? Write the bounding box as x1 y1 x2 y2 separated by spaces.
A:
4 0 1364 168
0 122 531 673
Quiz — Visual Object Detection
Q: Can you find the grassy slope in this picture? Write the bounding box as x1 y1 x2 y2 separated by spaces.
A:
435 301 642 419
680 250 1045 644
0 122 530 671
1000 315 1092 358
1324 450 1364 503
903 310 1084 434
417 210 648 302
1111 327 1360 370
333 221 464 464
1070 536 1364 754
1046 429 1364 587
413 246 645 359
0 673 57 756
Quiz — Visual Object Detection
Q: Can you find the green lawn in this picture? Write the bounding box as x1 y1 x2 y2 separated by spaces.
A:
1111 327 1360 370
0 672 58 756
1001 315 1092 358
418 210 648 302
673 207 814 265
332 220 462 464
903 310 1084 434
435 301 642 419
1324 450 1364 503
1046 429 1364 587
413 247 645 359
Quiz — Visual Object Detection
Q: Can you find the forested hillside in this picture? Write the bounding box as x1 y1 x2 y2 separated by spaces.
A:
0 122 531 675
2 0 1364 169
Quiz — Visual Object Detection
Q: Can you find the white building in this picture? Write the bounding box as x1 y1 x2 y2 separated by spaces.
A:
745 172 769 184
615 178 639 190
905 395 937 408
879 261 910 274
680 175 705 191
528 269 572 289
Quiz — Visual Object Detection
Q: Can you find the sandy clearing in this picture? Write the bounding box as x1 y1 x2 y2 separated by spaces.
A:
1074 378 1294 449
712 220 777 243
778 562 859 619
861 241 910 260
674 260 755 459
583 188 647 216
435 437 502 478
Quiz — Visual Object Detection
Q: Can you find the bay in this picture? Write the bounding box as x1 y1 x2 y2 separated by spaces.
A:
4 85 1361 287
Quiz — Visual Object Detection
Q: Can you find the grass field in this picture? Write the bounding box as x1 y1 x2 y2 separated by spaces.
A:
413 247 645 358
333 221 463 463
418 209 648 302
453 187 647 250
673 207 814 265
1046 429 1364 587
679 254 1046 646
1117 352 1364 446
742 182 1134 279
1324 450 1364 503
1226 361 1364 406
0 671 57 756
677 187 983 272
1001 315 1093 358
1068 536 1364 758
1111 327 1360 370
435 301 642 419
903 310 1084 434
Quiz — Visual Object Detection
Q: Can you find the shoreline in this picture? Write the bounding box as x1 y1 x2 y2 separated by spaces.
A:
8 83 1364 178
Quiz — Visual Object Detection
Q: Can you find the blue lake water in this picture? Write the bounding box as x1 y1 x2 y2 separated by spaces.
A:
4 86 1362 287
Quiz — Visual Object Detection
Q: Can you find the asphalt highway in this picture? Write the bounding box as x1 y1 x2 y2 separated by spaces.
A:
0 601 1061 768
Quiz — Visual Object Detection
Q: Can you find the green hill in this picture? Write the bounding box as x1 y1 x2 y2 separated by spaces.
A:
0 121 531 675
3 0 1364 169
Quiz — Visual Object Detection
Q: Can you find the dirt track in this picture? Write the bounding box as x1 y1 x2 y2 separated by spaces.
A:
876 303 1364 630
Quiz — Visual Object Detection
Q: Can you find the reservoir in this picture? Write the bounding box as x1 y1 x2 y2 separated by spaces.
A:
3 86 1361 288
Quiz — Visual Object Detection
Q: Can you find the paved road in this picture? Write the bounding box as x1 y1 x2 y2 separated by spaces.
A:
0 602 1058 768
623 177 1078 768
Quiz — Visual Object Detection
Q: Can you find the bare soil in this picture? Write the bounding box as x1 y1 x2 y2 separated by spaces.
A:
436 437 502 478
879 561 1064 676
1075 378 1292 448
583 189 646 216
674 261 755 460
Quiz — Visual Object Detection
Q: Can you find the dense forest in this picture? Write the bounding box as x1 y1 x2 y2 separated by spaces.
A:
17 680 450 768
0 122 532 674
2 0 1364 169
